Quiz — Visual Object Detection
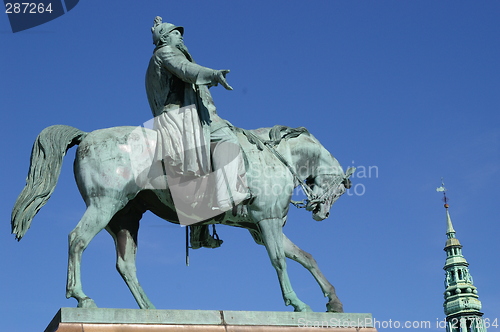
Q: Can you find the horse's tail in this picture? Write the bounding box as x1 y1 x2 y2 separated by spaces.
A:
11 125 87 241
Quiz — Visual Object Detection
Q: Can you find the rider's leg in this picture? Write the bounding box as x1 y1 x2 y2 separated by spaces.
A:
188 125 249 248
210 126 251 210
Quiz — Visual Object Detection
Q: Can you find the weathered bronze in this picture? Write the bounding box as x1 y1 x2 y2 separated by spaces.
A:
146 16 251 248
11 17 355 313
12 123 352 312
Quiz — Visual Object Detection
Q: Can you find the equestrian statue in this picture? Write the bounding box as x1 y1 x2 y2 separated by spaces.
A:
11 17 354 313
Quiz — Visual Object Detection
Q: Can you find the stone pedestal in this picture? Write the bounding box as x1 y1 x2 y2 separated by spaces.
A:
45 308 378 332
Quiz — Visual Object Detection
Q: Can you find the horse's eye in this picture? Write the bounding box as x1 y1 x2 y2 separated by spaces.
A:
305 177 315 187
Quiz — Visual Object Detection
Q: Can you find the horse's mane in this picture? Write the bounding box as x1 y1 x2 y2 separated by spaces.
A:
236 125 311 150
267 125 310 146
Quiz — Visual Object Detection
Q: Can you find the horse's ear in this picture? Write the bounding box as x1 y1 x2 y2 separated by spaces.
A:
342 167 355 189
345 167 356 178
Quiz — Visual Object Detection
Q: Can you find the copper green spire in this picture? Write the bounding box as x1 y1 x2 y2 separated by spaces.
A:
437 182 487 332
445 207 456 236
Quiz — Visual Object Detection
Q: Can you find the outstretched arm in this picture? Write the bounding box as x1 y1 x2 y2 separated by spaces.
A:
158 46 232 90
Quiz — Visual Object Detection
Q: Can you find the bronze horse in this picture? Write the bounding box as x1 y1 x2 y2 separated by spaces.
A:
12 124 352 312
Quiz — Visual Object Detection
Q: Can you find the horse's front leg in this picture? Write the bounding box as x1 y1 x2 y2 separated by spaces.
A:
259 218 312 312
283 235 343 312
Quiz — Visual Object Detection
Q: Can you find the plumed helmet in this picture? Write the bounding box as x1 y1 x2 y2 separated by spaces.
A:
151 16 184 45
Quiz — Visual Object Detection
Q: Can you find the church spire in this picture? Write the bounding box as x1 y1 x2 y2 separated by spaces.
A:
437 181 487 332
446 207 456 236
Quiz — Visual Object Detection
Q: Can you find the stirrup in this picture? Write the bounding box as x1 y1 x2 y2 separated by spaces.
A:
190 236 223 249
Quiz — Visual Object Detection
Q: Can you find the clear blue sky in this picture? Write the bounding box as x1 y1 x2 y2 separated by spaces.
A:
1 1 499 331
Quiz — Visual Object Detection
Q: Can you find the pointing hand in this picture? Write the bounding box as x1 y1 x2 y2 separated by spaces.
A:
214 69 233 90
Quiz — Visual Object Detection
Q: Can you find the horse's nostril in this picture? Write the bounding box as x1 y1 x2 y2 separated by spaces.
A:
325 212 330 218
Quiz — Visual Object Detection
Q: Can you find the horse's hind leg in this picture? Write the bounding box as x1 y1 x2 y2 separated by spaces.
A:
66 197 124 308
258 218 312 312
283 234 343 312
106 202 155 309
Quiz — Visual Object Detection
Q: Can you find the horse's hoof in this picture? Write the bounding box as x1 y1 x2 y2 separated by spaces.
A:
294 304 313 312
77 297 98 308
326 299 344 313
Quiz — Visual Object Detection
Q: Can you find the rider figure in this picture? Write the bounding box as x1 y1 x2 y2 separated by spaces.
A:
145 17 251 248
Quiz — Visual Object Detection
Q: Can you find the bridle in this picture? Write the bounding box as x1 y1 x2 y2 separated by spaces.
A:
292 168 355 211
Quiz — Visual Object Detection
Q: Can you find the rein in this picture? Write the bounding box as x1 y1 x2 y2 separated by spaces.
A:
263 139 316 201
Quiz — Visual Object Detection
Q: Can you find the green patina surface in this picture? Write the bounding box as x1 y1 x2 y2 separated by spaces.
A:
50 308 373 327
14 16 356 314
440 200 487 332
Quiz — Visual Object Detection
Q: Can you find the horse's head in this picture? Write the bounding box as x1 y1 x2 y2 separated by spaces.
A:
264 125 355 221
305 168 355 221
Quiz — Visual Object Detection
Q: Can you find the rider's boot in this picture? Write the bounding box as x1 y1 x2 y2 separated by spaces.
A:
189 225 223 249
